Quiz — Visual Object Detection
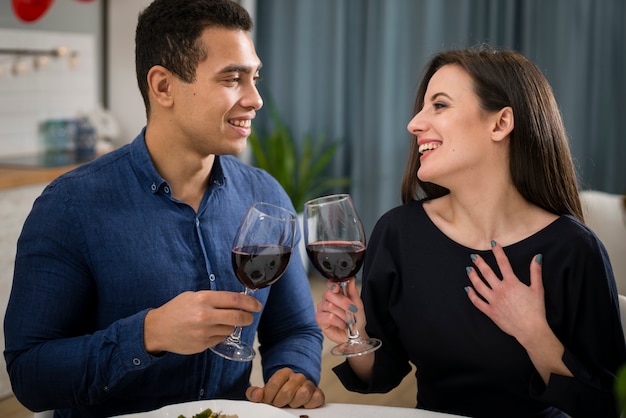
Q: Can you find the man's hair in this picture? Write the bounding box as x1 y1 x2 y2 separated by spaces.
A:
135 0 253 117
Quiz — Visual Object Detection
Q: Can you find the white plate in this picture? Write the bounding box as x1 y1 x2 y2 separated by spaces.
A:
115 399 298 418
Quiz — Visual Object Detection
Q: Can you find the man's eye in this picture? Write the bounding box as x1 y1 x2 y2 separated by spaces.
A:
254 75 262 85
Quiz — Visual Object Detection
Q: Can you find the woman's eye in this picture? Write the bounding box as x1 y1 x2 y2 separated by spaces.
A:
433 102 447 110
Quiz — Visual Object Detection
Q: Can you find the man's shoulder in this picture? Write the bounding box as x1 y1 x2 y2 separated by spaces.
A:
48 145 132 190
219 155 278 182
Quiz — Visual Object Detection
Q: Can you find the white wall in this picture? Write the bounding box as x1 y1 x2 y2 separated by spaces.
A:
106 0 152 146
0 0 101 158
0 29 97 157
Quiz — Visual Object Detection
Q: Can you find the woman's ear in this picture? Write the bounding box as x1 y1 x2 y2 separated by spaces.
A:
147 65 174 109
492 106 514 142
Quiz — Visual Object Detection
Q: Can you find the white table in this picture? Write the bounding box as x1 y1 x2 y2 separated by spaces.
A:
284 403 464 417
111 399 467 418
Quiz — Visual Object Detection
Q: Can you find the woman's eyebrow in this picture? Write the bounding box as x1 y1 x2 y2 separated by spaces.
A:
429 92 453 101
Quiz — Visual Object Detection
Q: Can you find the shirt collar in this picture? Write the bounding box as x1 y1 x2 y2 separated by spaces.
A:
129 127 227 194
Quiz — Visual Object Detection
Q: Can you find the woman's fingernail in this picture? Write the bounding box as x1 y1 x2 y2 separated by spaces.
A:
465 266 472 274
491 240 496 248
464 286 470 294
470 254 477 261
348 304 358 313
535 254 543 265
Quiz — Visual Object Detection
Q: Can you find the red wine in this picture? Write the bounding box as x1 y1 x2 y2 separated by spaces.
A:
306 241 366 282
232 245 292 289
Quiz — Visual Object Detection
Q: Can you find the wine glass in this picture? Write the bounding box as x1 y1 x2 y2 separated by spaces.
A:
210 202 297 362
304 194 382 357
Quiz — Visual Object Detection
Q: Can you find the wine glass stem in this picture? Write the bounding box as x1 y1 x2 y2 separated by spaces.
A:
340 281 361 340
227 287 255 344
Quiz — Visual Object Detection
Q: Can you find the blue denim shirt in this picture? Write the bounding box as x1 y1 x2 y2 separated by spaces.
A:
4 130 322 418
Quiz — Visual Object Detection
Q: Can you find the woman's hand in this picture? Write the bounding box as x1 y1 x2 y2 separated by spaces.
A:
315 278 369 344
315 277 376 382
464 241 547 342
465 241 572 383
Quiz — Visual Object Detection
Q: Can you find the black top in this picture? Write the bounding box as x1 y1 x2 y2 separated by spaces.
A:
334 199 626 418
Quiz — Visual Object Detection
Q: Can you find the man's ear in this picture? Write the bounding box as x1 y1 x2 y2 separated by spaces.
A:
147 65 174 108
492 106 514 142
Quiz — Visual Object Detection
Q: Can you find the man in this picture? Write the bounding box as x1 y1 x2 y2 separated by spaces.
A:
4 1 324 416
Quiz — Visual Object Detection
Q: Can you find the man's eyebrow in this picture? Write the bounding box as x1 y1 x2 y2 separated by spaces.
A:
218 63 263 74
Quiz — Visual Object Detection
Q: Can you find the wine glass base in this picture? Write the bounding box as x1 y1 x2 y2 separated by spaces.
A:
330 337 382 357
210 340 256 362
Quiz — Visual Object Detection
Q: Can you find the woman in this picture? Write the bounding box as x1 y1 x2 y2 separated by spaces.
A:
316 48 626 417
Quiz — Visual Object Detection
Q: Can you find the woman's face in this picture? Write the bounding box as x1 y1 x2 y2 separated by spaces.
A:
407 64 502 188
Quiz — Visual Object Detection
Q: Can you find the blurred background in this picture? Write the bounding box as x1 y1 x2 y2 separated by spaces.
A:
251 0 626 234
0 0 625 408
0 0 624 232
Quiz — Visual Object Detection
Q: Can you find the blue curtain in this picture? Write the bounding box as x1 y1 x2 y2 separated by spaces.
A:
253 0 626 235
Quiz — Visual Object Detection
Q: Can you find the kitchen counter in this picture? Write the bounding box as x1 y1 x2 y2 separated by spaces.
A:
0 165 80 190
0 151 98 190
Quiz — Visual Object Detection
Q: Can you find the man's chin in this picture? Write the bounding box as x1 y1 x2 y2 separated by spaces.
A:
231 142 248 157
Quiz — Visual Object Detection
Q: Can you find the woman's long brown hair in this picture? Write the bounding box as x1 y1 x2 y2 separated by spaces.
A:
401 47 584 222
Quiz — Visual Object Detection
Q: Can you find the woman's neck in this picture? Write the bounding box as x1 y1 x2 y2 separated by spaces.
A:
424 187 557 250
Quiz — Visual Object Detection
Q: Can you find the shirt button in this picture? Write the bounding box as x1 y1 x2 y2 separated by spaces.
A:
199 388 205 397
209 274 215 282
132 358 141 366
151 183 157 191
164 186 170 194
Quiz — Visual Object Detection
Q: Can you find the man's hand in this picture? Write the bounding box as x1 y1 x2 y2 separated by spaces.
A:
143 290 262 355
245 367 325 409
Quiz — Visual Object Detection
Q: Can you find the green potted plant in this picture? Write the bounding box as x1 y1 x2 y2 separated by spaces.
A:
248 103 350 271
616 363 626 416
248 104 350 211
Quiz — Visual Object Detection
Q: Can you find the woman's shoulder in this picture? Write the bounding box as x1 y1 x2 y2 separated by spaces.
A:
536 214 608 254
378 198 427 221
546 214 596 239
372 199 431 236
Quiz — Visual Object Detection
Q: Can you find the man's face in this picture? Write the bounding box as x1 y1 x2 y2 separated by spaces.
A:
170 27 263 157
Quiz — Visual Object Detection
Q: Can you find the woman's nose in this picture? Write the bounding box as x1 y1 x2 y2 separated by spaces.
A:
407 111 425 135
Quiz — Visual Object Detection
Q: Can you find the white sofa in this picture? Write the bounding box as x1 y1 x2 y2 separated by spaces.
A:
580 190 626 294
